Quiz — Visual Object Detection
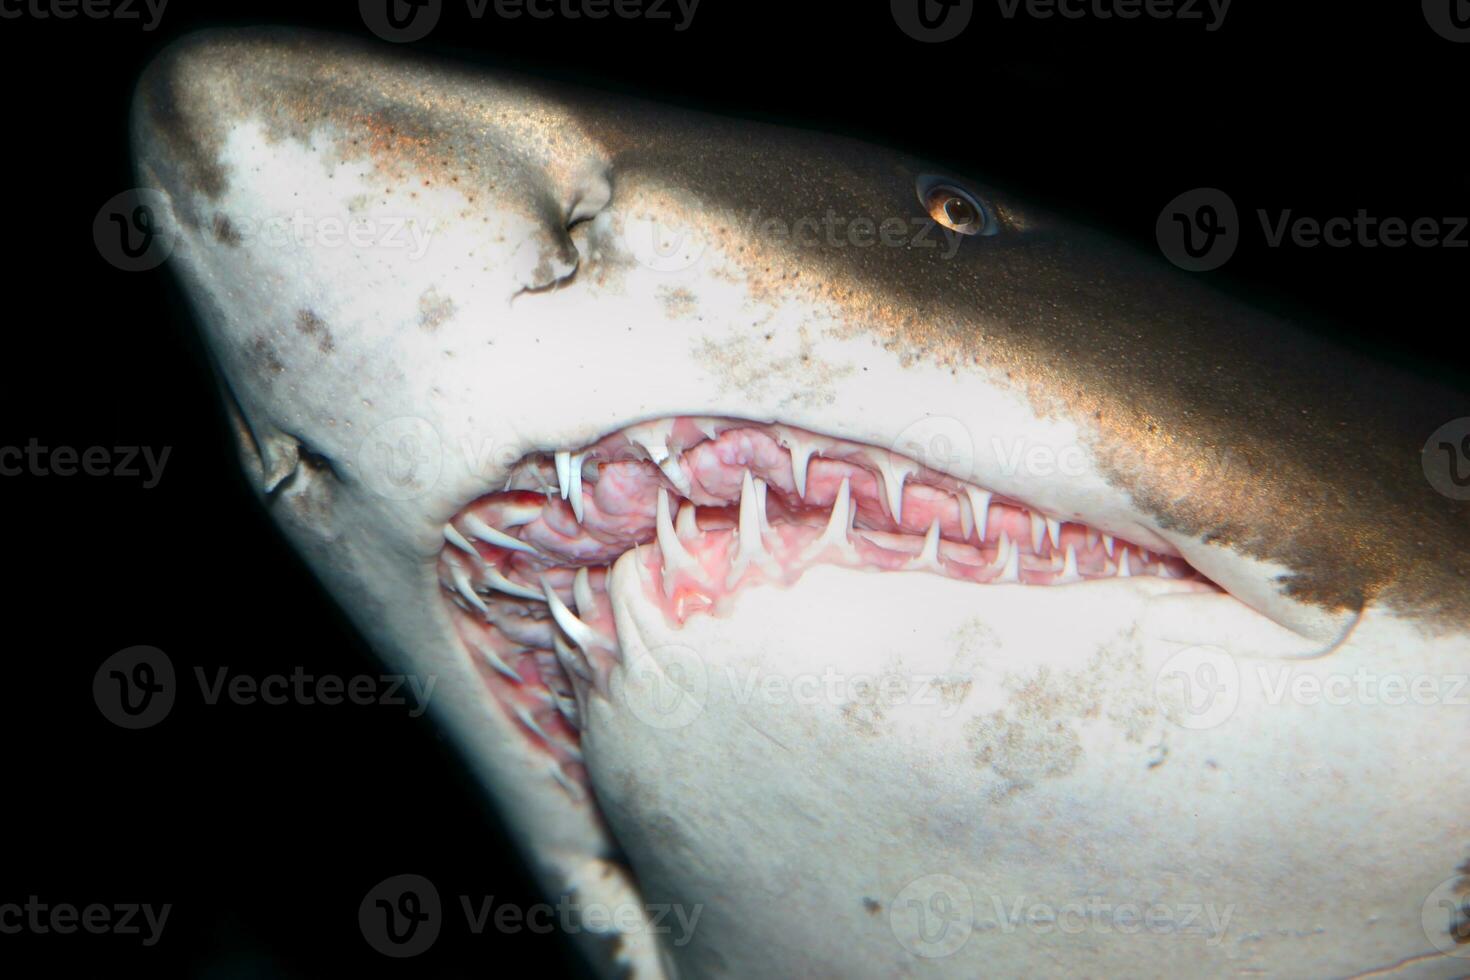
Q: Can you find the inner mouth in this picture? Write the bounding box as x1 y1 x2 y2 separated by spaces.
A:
436 416 1215 797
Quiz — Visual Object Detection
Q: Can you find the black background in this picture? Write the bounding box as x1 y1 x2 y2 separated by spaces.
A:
3 1 1466 977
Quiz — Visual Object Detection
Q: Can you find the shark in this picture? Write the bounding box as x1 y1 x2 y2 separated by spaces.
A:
130 28 1470 978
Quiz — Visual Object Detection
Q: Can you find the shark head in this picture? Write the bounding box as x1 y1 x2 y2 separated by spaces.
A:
133 28 1470 977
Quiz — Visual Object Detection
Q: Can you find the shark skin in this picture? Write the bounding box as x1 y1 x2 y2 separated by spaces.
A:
131 29 1470 978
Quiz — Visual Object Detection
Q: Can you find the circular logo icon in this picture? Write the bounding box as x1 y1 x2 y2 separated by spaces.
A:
360 0 442 42
94 189 177 272
356 416 443 501
890 873 974 958
622 217 706 273
609 642 708 730
1156 188 1239 272
1421 873 1470 957
891 0 974 42
1154 644 1239 730
1423 0 1470 42
892 416 976 482
1422 418 1470 500
93 646 175 729
359 873 442 957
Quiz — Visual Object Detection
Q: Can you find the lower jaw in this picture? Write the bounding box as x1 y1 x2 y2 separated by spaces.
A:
433 415 1216 796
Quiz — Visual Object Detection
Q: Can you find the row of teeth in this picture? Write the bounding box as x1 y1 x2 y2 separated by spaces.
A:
438 418 1194 796
508 418 1152 560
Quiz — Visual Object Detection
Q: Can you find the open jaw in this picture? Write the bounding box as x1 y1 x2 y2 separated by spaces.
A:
435 415 1217 798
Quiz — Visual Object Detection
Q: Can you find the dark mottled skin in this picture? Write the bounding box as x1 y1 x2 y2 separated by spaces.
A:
132 29 1470 628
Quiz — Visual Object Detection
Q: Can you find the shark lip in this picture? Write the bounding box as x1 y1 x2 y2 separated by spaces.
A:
434 415 1217 795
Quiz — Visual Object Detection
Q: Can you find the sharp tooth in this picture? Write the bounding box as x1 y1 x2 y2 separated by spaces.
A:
549 764 582 798
694 417 722 440
785 435 815 499
658 453 693 496
1029 512 1046 554
633 543 653 587
483 564 545 602
572 566 596 617
1056 544 1081 583
444 524 482 560
1118 548 1133 578
727 470 779 587
569 454 585 522
875 455 913 526
1046 517 1062 551
499 499 544 527
628 419 675 464
909 519 944 572
554 450 572 500
450 566 489 615
463 513 541 557
755 478 770 530
738 471 775 547
553 633 594 684
656 489 706 595
552 690 582 728
965 487 991 542
675 501 699 538
1102 533 1116 557
956 491 974 541
512 703 550 741
470 637 522 684
996 533 1021 583
542 577 616 654
804 476 858 562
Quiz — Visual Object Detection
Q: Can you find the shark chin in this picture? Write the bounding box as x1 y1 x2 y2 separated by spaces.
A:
132 27 1470 979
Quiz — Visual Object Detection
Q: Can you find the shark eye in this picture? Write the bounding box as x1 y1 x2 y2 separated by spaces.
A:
916 175 997 236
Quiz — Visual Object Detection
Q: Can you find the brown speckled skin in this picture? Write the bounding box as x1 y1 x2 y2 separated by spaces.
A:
134 28 1470 629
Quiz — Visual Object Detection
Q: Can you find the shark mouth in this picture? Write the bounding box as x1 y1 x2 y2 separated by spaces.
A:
436 417 1215 797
